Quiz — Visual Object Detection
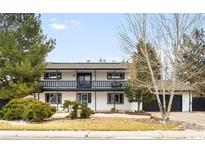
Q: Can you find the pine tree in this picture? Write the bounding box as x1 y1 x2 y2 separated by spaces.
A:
176 28 205 95
124 40 160 111
0 13 55 100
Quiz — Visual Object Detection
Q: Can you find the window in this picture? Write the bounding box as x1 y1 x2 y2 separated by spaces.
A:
44 72 62 79
77 93 92 103
107 72 125 79
107 93 124 104
45 93 62 104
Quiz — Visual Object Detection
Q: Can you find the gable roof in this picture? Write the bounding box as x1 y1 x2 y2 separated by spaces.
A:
156 80 194 91
46 62 129 70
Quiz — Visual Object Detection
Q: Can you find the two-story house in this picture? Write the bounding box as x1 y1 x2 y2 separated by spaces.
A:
34 62 130 112
30 62 200 112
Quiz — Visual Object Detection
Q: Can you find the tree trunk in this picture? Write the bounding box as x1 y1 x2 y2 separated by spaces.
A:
137 102 140 112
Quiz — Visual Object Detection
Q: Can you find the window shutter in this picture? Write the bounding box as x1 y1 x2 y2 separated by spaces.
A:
88 93 92 103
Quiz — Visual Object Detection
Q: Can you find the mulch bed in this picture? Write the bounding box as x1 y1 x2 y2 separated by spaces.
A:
125 111 151 116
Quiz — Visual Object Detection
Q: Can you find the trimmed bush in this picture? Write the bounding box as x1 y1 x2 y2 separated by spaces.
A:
80 106 94 118
64 100 94 119
62 100 72 111
0 98 56 122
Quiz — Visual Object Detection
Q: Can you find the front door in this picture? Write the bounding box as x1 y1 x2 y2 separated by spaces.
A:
77 73 92 88
81 94 88 107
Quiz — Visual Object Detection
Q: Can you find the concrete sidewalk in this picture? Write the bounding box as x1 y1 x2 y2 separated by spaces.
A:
0 130 205 139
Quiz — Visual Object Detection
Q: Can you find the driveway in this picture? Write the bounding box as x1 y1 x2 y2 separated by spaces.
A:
151 112 205 128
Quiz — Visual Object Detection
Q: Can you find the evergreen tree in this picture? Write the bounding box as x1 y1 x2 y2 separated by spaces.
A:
177 28 205 95
0 13 55 99
124 40 160 111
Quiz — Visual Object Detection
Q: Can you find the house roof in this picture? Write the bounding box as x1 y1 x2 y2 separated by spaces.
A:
156 80 194 91
46 62 129 70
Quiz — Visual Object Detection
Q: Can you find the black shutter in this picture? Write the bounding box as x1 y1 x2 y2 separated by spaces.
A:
107 93 111 104
88 93 92 103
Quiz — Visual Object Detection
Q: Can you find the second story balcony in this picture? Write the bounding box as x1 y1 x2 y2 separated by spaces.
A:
40 80 128 91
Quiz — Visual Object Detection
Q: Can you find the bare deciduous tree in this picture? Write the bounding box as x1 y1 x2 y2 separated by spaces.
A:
120 14 205 121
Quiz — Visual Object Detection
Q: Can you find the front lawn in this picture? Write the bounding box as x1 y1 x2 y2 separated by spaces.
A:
0 117 178 131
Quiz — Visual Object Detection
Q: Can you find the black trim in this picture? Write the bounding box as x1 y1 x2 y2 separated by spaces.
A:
42 88 125 91
46 68 127 70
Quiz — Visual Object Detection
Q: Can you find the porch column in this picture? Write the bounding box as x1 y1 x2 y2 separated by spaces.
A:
182 93 190 112
94 69 97 111
189 92 193 112
75 69 78 100
56 69 59 109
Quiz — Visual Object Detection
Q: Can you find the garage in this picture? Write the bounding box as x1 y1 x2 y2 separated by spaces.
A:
143 95 182 112
192 97 205 111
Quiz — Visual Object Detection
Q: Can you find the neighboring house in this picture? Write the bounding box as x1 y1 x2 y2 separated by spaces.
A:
31 62 198 112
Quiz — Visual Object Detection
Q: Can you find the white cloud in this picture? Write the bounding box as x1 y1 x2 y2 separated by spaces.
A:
69 19 80 26
50 23 67 30
50 18 57 22
49 18 80 30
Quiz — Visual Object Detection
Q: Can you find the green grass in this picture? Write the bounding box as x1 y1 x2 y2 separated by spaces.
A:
0 117 178 131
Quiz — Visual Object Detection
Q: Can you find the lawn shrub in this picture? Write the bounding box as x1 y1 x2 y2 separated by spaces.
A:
62 100 73 112
80 105 94 119
64 100 94 119
0 98 56 122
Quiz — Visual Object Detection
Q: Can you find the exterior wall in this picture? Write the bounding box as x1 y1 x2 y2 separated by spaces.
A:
95 91 130 112
36 91 130 112
95 72 107 80
42 70 128 81
130 102 142 112
95 71 128 81
182 93 190 112
61 72 76 80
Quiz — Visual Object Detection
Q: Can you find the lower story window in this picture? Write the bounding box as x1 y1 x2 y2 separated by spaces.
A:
107 93 124 104
45 93 62 104
77 93 92 103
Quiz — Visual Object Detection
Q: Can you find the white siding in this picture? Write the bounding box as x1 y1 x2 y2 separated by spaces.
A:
130 102 142 112
95 92 130 112
182 93 190 112
41 70 128 81
36 91 130 112
62 72 76 80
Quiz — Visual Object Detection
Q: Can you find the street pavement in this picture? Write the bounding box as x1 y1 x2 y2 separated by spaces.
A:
0 130 205 139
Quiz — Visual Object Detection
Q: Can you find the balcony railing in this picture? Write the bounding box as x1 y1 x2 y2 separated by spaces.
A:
40 80 128 90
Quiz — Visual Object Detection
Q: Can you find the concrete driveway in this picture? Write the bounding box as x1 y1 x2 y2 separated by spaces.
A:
151 112 205 128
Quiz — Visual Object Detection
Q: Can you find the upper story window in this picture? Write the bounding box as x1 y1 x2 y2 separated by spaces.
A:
107 72 125 80
44 72 62 80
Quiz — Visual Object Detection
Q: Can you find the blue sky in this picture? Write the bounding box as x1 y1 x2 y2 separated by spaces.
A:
40 13 128 62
